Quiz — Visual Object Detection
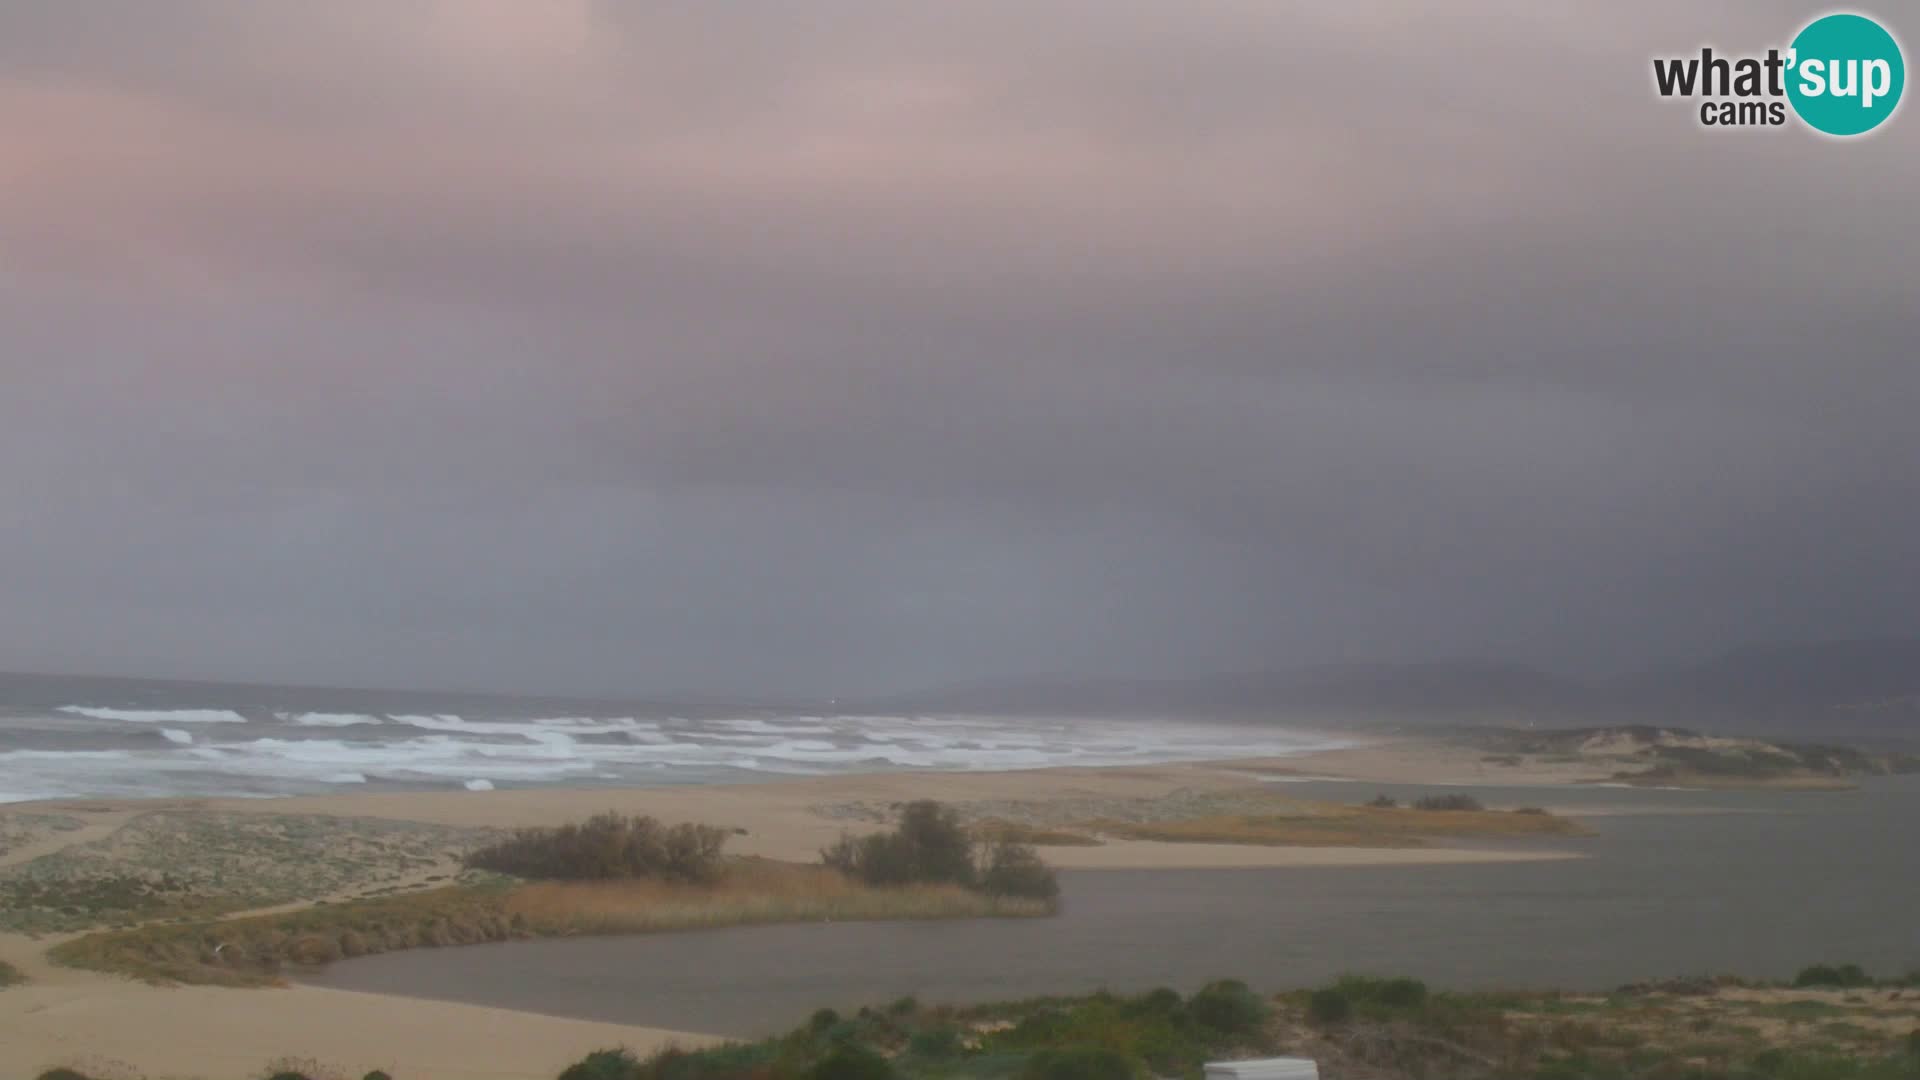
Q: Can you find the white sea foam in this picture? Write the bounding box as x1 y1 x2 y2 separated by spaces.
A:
4 707 1353 801
278 712 383 727
0 748 135 762
464 778 495 791
58 706 248 724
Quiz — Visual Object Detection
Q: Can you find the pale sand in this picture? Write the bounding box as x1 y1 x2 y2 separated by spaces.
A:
1255 740 1619 787
2 745 1587 1078
172 748 1590 867
0 945 714 1080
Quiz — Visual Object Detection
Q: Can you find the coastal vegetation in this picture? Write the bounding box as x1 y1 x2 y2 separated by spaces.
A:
50 806 1058 986
463 812 730 883
1465 725 1920 790
26 964 1920 1079
552 967 1920 1080
0 957 24 987
822 800 1061 900
969 820 1105 847
0 811 487 934
818 788 1588 851
1089 798 1584 848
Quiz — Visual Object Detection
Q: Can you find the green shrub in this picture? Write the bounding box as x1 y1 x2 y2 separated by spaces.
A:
823 800 1058 901
1907 1029 1920 1058
1019 1046 1141 1080
979 841 1061 900
364 1072 394 1080
1414 794 1485 812
557 1048 644 1080
1793 964 1873 989
1005 1009 1072 1045
909 1026 966 1059
1127 987 1184 1017
1308 988 1352 1025
1334 975 1429 1013
1367 794 1398 808
807 1044 896 1080
1188 979 1268 1035
35 1070 95 1080
824 1020 864 1045
671 1041 782 1079
465 812 727 882
824 801 976 888
889 994 920 1016
810 1007 843 1033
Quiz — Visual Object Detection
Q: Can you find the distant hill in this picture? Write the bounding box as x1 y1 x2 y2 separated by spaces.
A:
0 669 789 720
1469 723 1920 786
865 661 1595 720
865 640 1920 737
7 638 1918 737
1629 639 1920 708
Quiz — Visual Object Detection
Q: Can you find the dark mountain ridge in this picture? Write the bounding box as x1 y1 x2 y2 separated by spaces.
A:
863 639 1920 736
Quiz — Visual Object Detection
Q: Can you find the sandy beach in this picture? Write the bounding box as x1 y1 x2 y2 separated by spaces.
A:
0 741 1597 1079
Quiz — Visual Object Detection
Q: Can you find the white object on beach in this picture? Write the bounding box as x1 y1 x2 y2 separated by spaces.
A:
1204 1058 1319 1080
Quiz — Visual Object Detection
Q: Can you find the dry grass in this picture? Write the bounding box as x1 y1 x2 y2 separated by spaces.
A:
1090 804 1589 847
969 819 1104 847
507 858 1051 934
49 858 1053 986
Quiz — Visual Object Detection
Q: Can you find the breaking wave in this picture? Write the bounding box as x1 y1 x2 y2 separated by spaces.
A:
6 707 1351 803
57 706 248 724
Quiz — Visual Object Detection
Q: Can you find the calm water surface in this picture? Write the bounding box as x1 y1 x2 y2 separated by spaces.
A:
309 778 1920 1037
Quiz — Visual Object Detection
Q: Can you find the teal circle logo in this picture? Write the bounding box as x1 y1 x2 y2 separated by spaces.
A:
1787 13 1905 136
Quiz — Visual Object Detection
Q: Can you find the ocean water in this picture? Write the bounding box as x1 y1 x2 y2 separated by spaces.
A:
0 687 1349 803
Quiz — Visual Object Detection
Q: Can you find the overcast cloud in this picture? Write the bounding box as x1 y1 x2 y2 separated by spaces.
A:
2 2 1915 697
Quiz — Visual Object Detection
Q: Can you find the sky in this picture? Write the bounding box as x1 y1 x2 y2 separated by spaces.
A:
2 2 1916 699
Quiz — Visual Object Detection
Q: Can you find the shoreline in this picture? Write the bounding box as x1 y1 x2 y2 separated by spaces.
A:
11 740 1605 870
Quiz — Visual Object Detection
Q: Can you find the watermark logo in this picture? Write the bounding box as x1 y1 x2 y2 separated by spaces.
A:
1652 11 1904 136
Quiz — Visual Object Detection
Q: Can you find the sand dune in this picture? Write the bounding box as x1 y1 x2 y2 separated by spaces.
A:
0 957 712 1080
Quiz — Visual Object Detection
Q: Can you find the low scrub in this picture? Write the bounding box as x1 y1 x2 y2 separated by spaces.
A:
464 812 728 883
0 957 24 987
1792 962 1920 989
1796 963 1876 989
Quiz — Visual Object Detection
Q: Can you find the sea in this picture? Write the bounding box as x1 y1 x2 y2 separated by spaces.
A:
0 675 1349 804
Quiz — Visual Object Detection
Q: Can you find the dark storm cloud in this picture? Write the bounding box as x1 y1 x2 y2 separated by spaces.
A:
2 2 1915 696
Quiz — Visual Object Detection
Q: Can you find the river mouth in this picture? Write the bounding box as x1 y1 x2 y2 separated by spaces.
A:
304 779 1920 1038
